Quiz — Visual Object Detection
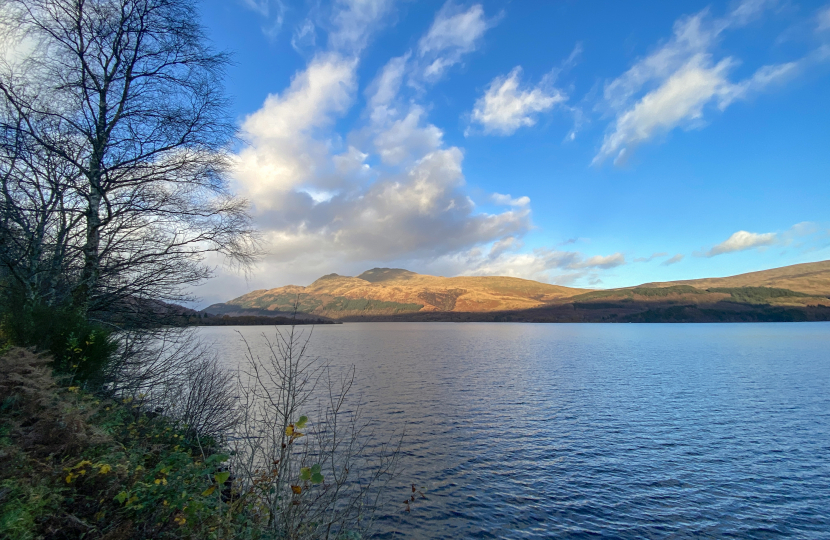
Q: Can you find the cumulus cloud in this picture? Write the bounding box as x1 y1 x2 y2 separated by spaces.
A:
372 106 444 165
662 253 684 266
594 4 807 165
417 3 498 81
230 44 534 285
701 230 778 257
233 54 358 205
470 67 567 135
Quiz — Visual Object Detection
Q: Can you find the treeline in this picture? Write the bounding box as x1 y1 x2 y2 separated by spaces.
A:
182 314 338 326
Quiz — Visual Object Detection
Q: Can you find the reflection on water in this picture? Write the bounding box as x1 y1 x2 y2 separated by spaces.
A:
201 322 830 539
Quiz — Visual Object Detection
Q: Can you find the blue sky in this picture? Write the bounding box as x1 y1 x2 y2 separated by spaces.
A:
195 0 830 304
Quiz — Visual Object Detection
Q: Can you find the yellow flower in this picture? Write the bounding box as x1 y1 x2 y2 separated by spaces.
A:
99 464 112 474
174 515 186 526
68 386 80 393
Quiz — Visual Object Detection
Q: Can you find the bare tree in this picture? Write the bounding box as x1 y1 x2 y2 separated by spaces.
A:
104 326 238 438
230 326 402 539
0 0 257 319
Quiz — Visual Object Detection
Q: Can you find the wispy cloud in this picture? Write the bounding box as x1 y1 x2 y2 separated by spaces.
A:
662 253 684 266
818 5 830 32
230 42 533 285
417 2 499 82
634 252 669 262
291 19 316 53
594 1 813 166
469 67 567 135
241 0 286 40
328 0 394 54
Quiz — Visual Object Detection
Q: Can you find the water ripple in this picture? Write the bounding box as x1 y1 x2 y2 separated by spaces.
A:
204 322 830 539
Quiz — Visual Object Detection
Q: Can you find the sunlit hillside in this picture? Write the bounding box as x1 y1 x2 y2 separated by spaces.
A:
210 261 830 320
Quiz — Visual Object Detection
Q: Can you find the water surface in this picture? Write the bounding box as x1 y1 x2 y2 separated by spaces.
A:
202 322 830 539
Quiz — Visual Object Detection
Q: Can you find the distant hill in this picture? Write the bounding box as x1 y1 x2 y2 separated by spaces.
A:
205 261 830 323
639 260 830 296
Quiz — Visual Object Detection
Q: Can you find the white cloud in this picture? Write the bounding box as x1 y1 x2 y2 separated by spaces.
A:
694 222 826 258
230 52 533 285
470 67 567 135
596 54 734 165
417 3 497 81
373 106 444 165
725 0 777 27
233 54 358 205
491 193 530 207
703 230 778 257
570 253 627 269
366 54 410 124
429 246 627 286
328 0 393 54
661 253 684 266
595 6 808 165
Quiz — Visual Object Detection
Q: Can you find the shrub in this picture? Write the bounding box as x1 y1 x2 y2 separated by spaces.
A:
0 296 117 390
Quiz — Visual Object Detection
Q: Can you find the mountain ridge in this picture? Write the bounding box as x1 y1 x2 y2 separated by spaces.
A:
204 261 830 322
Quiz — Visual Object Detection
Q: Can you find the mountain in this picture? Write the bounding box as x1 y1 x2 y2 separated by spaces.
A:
204 261 830 323
206 268 584 319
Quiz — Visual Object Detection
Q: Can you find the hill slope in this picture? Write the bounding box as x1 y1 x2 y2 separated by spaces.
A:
205 261 830 322
639 260 830 296
210 268 585 319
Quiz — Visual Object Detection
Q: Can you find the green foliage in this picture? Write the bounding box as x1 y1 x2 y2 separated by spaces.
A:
0 383 261 539
236 292 323 313
573 285 704 302
0 480 63 540
0 298 117 389
322 297 423 313
708 286 810 304
631 285 703 297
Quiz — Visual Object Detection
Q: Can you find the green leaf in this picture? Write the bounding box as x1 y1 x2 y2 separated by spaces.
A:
114 491 128 504
300 467 311 481
296 415 308 428
214 471 230 484
311 472 324 484
310 464 321 474
206 453 230 464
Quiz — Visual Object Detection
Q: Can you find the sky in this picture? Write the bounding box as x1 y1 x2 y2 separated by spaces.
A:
193 0 830 306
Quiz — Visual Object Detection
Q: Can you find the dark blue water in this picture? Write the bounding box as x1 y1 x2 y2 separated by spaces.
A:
203 322 830 539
